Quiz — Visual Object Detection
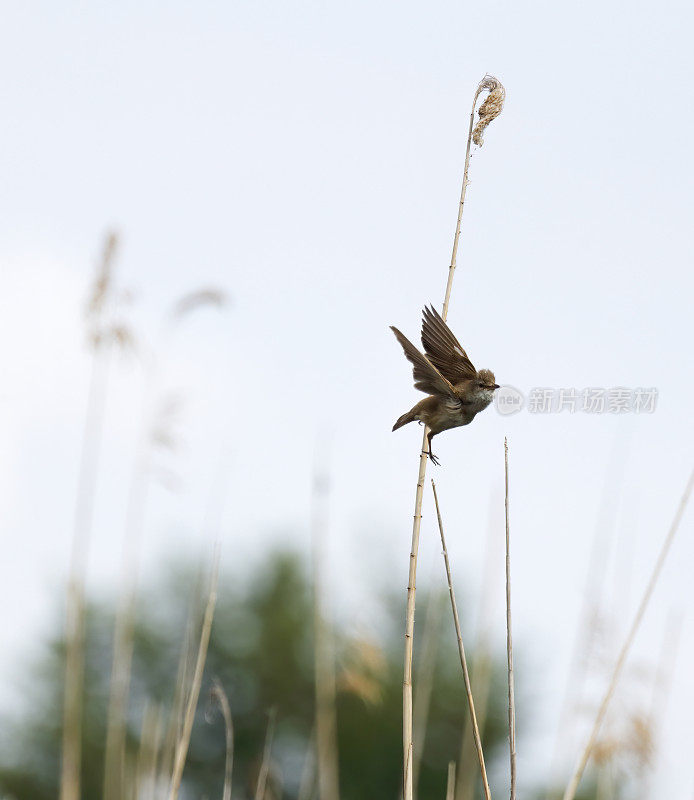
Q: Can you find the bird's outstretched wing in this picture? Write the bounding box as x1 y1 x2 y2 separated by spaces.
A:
421 305 476 383
391 326 457 397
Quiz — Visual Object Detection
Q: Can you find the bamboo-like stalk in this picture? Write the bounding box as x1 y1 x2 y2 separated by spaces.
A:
446 761 456 800
431 480 491 800
562 468 694 800
103 445 151 800
457 651 493 800
159 609 197 786
61 233 121 800
210 679 234 800
311 463 340 800
504 439 517 800
255 708 277 800
168 549 221 800
135 702 164 800
402 75 505 800
61 575 88 800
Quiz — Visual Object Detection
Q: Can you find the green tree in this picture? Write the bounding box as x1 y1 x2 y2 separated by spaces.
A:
0 549 518 800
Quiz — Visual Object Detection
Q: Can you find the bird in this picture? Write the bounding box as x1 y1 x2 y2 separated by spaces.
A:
391 305 499 465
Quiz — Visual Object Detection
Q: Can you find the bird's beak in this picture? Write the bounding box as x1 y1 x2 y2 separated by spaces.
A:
492 384 500 390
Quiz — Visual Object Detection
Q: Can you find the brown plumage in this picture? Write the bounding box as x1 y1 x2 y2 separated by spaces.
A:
391 305 499 465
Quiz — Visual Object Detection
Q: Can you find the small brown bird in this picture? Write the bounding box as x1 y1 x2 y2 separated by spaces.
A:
391 305 499 465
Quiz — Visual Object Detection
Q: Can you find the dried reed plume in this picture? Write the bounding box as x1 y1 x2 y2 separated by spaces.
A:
402 74 505 800
170 288 228 320
472 77 506 147
431 480 491 800
563 468 694 800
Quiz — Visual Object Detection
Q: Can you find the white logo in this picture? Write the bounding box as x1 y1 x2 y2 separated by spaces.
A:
495 385 524 416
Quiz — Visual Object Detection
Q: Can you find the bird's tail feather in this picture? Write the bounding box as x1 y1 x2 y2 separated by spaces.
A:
392 409 416 431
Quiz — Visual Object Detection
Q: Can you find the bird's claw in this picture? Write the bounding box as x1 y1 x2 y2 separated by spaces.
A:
429 453 441 467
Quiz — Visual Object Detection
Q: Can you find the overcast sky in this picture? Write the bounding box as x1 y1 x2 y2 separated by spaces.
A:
1 1 693 796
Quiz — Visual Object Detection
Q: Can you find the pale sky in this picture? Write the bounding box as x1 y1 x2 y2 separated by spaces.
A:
1 1 693 796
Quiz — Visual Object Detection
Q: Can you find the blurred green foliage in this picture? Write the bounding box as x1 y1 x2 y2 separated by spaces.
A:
0 549 523 800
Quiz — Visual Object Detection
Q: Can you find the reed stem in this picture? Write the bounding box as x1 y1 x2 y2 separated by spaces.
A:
168 549 220 800
431 480 491 800
402 75 504 800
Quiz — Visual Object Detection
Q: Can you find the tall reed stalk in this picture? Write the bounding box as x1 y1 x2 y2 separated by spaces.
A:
431 480 491 800
209 679 234 800
103 289 226 799
103 444 151 800
311 462 340 800
61 232 124 800
402 75 505 800
168 548 221 800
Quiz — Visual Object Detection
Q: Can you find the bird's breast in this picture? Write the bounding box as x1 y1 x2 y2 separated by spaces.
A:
425 398 476 433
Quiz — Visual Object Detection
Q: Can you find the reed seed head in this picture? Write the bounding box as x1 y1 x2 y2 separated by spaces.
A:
86 231 119 320
472 75 506 147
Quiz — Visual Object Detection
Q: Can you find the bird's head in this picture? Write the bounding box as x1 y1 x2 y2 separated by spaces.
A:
476 368 500 392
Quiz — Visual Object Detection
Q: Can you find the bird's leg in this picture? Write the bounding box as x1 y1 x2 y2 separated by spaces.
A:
427 431 441 467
